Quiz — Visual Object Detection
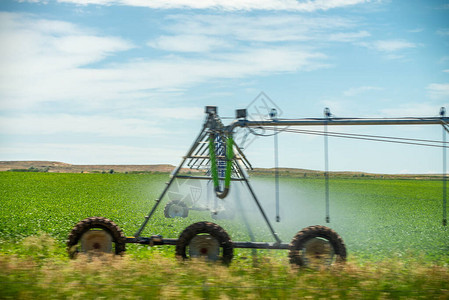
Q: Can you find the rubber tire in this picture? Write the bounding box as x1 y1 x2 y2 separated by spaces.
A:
67 217 126 258
164 200 189 218
288 225 346 267
176 221 234 265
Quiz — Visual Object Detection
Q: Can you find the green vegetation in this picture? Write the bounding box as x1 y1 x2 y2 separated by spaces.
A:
0 172 165 243
0 172 448 299
1 172 448 259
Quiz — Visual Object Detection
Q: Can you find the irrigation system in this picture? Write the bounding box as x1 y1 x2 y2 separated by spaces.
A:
67 105 449 267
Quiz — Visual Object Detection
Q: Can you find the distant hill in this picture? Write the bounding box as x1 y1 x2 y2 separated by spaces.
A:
250 167 442 179
0 161 442 179
0 161 180 174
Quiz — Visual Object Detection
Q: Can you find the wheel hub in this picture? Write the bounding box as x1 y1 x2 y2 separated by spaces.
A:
302 237 334 267
81 230 113 253
168 204 184 217
188 234 220 261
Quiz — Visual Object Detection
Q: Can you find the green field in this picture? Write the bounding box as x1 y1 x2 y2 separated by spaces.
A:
1 172 448 299
1 172 447 259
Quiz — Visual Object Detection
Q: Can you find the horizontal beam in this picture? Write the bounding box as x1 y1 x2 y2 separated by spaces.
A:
187 155 244 159
126 237 289 250
125 237 178 245
174 175 246 181
233 241 289 249
231 117 449 129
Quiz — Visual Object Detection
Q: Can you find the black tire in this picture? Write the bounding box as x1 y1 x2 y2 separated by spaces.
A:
164 200 189 218
176 221 233 265
67 217 126 258
288 225 346 268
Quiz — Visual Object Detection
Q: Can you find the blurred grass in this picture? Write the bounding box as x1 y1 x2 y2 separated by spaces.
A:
0 233 448 299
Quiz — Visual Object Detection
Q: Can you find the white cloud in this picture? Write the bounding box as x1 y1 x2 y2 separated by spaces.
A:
0 12 331 111
0 13 133 68
440 56 449 64
149 107 204 119
381 103 444 117
48 0 371 11
427 83 449 100
110 47 328 90
357 39 417 59
54 35 132 57
0 105 203 137
384 54 405 60
371 39 416 52
0 114 165 137
0 142 183 165
329 30 370 42
163 14 358 43
16 0 48 3
357 39 417 56
0 12 135 109
436 28 449 36
343 86 382 97
408 28 424 33
148 35 230 52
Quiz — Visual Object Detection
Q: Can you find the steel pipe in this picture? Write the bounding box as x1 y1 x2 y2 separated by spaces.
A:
230 117 449 130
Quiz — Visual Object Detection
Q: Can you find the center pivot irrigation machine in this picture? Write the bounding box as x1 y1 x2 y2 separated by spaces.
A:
67 105 449 267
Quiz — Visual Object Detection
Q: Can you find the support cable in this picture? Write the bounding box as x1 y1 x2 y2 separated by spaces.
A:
247 125 290 137
291 129 448 145
262 127 449 148
443 123 449 135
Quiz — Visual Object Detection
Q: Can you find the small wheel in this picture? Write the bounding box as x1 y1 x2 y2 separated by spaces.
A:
67 217 126 258
176 222 233 265
288 225 346 268
164 200 189 218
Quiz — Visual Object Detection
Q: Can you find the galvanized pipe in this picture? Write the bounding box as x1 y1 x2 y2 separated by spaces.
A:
233 241 289 249
127 237 289 250
231 117 449 129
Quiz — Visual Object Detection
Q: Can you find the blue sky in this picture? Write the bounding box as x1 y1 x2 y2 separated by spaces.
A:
0 0 448 174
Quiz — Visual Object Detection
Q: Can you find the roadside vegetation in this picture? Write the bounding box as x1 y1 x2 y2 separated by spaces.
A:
1 234 448 299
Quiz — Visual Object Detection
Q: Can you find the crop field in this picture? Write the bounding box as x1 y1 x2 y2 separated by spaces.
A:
1 171 448 299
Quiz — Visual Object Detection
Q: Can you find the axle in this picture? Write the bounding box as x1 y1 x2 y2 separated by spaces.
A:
125 236 289 249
